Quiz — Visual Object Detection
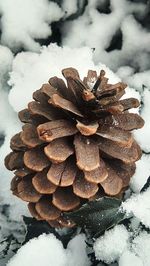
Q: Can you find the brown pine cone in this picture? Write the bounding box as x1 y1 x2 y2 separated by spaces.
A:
5 68 144 228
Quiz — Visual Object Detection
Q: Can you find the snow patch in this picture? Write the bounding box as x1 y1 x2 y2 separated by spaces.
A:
0 0 63 52
7 234 67 266
132 232 150 266
119 250 143 266
134 88 150 152
130 154 150 193
7 234 90 266
94 225 129 264
122 187 150 228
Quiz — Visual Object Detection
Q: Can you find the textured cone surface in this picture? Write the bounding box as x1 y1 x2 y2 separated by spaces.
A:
5 68 144 228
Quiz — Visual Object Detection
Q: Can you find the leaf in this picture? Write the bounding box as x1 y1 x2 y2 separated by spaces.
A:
64 197 125 238
23 217 59 244
140 176 150 192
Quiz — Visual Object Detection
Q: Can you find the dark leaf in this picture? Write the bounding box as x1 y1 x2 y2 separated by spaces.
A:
64 197 125 237
140 176 150 192
23 216 59 244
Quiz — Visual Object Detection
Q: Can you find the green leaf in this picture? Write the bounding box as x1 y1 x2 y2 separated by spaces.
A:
64 197 125 238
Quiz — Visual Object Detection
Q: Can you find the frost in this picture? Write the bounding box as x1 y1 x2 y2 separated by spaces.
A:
94 225 129 264
0 0 63 52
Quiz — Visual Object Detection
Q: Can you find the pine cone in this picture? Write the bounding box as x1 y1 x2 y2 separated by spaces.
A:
5 68 144 228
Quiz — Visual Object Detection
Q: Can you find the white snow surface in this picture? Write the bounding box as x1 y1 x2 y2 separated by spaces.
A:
0 45 29 218
130 154 150 193
132 232 150 266
122 187 150 228
119 250 143 266
0 0 63 52
94 225 129 264
62 0 148 71
7 234 90 266
134 88 150 152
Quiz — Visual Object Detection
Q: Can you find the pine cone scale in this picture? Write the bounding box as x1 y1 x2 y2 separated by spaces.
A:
100 166 123 196
37 120 77 142
52 187 80 211
100 113 144 130
84 159 108 183
98 137 141 163
14 167 34 177
74 134 100 171
32 169 57 194
49 93 84 117
44 138 74 163
17 177 41 202
10 133 26 151
76 121 99 136
20 123 43 148
96 125 133 147
35 197 61 221
73 173 99 198
24 148 50 172
47 159 76 187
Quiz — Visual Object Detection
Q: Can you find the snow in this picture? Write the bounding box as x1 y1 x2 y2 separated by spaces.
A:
0 46 29 219
62 0 78 18
0 0 63 52
130 154 150 193
7 233 90 266
126 70 150 91
66 234 90 266
7 234 67 266
132 232 150 266
119 250 143 266
8 44 121 112
119 232 150 266
62 0 148 71
134 88 150 153
122 187 150 228
94 225 129 264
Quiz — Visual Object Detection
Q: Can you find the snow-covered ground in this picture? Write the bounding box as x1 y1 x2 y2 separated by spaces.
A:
0 0 150 265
